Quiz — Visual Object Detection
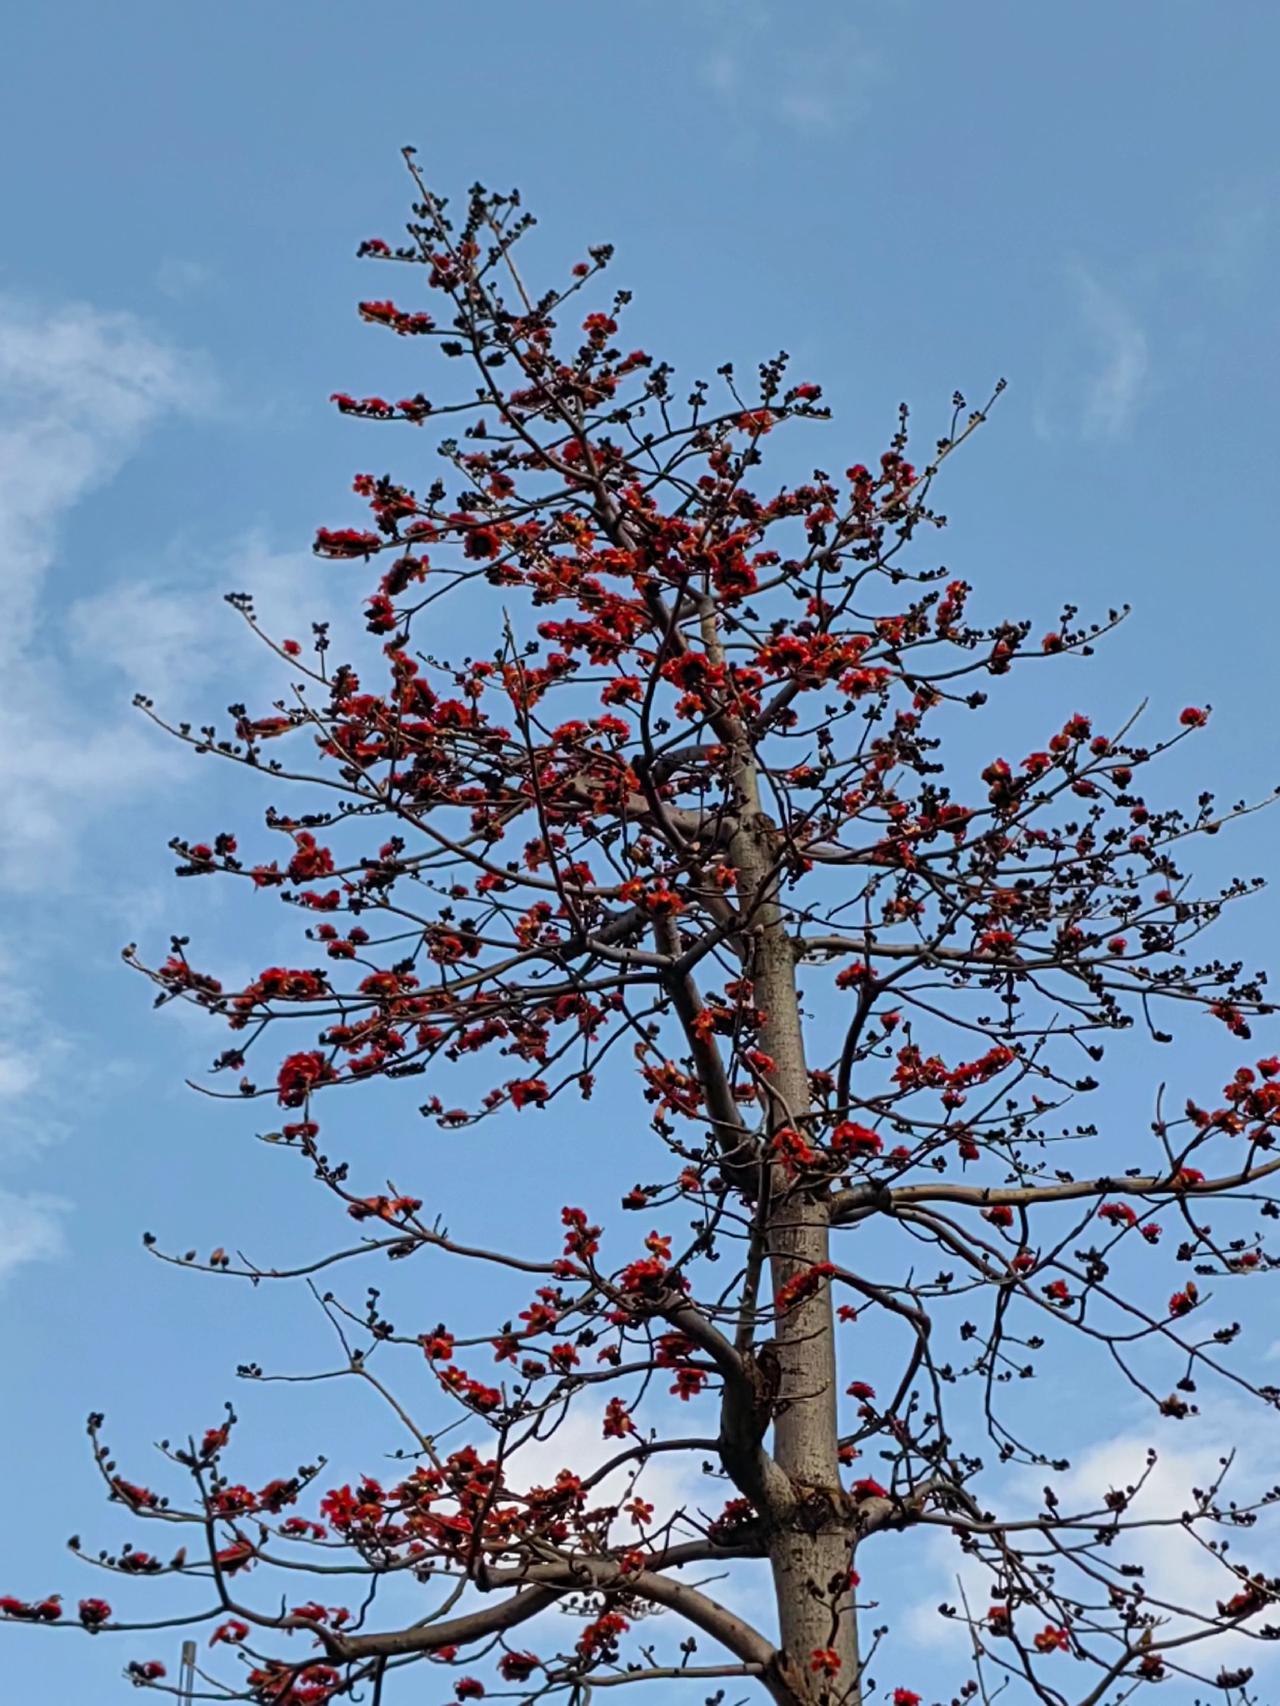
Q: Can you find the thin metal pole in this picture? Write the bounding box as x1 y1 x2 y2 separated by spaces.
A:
178 1639 197 1703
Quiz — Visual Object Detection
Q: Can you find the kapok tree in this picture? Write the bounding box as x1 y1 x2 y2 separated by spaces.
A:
8 152 1280 1706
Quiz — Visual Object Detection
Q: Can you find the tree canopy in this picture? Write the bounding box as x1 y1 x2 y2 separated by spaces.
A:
6 152 1280 1706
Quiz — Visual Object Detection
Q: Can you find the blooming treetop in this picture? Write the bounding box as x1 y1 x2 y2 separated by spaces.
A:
6 151 1280 1706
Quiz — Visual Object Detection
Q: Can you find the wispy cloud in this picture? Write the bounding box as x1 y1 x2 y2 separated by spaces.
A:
697 1 882 136
0 942 74 1162
0 1187 68 1286
0 327 356 1285
66 532 317 710
1034 264 1150 443
0 296 216 1280
0 297 214 890
1074 267 1150 440
1035 181 1275 446
0 298 211 645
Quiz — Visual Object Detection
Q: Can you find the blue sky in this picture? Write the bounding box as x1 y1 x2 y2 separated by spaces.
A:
1 0 1279 1698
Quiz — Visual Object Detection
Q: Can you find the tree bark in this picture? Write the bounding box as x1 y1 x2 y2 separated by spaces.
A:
732 804 858 1703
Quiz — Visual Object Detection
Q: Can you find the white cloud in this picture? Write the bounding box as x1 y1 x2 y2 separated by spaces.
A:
0 940 73 1162
0 1187 68 1284
901 1409 1280 1679
0 296 216 1277
1034 265 1150 444
67 576 215 698
67 533 318 709
0 687 186 892
0 298 211 649
1056 1427 1256 1626
0 297 213 889
496 1405 775 1637
510 1403 716 1536
1075 267 1150 440
697 1 882 136
0 1051 40 1101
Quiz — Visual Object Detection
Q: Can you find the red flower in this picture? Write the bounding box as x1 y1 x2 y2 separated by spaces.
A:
1034 1624 1070 1654
314 526 381 559
508 1077 549 1110
835 961 871 989
775 1261 835 1311
1099 1201 1137 1228
210 1619 249 1646
1179 706 1208 727
987 1604 1012 1636
603 1397 635 1438
811 1648 842 1676
499 1652 539 1681
277 1052 337 1108
299 888 341 910
214 1542 255 1575
287 833 335 885
110 1477 159 1508
641 883 684 917
772 1125 820 1174
365 593 396 633
463 526 501 560
831 1121 882 1157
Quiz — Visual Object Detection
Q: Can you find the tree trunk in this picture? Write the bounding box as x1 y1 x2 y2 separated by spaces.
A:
732 806 858 1703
